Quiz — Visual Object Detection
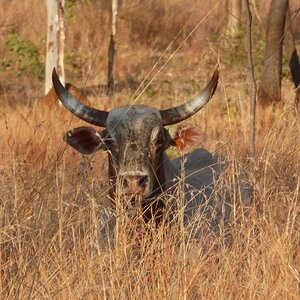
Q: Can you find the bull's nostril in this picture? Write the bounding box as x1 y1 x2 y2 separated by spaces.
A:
120 174 149 195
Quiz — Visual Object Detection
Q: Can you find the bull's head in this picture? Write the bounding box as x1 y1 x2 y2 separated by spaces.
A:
52 69 218 216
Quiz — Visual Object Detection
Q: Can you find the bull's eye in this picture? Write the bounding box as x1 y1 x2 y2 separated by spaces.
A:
156 139 164 151
105 138 119 152
149 130 166 155
150 138 163 153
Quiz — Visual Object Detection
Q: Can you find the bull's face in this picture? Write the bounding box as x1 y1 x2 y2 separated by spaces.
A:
65 106 172 202
52 68 218 208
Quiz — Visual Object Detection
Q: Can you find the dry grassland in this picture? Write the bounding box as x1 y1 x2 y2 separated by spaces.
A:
0 0 299 299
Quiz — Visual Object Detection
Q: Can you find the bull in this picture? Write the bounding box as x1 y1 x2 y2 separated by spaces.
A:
52 68 250 234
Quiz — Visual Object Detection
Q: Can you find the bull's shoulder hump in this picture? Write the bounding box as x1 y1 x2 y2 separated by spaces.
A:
171 148 217 169
170 148 225 184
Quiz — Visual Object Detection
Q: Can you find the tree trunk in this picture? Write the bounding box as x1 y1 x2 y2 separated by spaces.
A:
258 0 288 106
284 4 300 109
45 0 59 95
245 0 257 158
227 0 242 37
107 0 118 97
58 0 65 86
45 0 65 95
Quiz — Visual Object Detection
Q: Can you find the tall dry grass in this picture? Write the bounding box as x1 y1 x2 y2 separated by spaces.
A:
0 0 299 298
0 74 299 298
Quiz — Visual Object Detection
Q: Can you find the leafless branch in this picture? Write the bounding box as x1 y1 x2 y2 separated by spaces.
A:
245 0 257 159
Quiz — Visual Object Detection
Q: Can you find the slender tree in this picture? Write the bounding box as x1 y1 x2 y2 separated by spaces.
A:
107 0 118 97
245 0 257 158
58 0 65 86
45 0 65 95
45 0 58 94
258 0 288 105
284 5 300 109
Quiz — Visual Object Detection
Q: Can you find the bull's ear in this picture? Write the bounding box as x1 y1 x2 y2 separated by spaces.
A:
168 122 204 152
64 126 105 155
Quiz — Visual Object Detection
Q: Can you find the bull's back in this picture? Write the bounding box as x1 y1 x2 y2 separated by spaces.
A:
170 148 222 188
169 148 250 237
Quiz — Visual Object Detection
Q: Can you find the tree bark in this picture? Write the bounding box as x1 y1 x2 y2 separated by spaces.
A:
45 0 65 95
258 0 288 106
58 0 65 86
45 0 59 95
107 0 118 97
245 0 257 158
284 5 300 109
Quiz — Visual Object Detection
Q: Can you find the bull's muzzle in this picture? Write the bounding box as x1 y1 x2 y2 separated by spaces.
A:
119 174 151 197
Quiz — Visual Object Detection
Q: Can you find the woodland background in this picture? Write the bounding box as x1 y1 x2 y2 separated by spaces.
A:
0 1 299 299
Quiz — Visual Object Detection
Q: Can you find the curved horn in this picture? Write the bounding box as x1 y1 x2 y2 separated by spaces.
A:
160 69 219 125
52 68 108 127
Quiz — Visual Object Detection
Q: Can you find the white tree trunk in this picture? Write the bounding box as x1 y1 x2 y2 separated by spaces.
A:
108 0 118 97
45 0 65 95
58 0 65 86
112 0 118 37
45 0 58 94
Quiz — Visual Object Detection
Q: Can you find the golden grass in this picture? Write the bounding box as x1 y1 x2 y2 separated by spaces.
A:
0 76 299 298
0 1 299 298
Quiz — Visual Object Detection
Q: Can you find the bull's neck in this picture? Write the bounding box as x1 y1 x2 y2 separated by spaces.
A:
143 152 178 223
161 152 180 188
150 152 177 195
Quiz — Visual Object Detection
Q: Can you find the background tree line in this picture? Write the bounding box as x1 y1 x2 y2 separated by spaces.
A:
0 0 299 108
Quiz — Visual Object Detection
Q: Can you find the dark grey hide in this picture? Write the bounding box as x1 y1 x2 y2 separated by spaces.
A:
52 68 250 234
65 105 175 221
